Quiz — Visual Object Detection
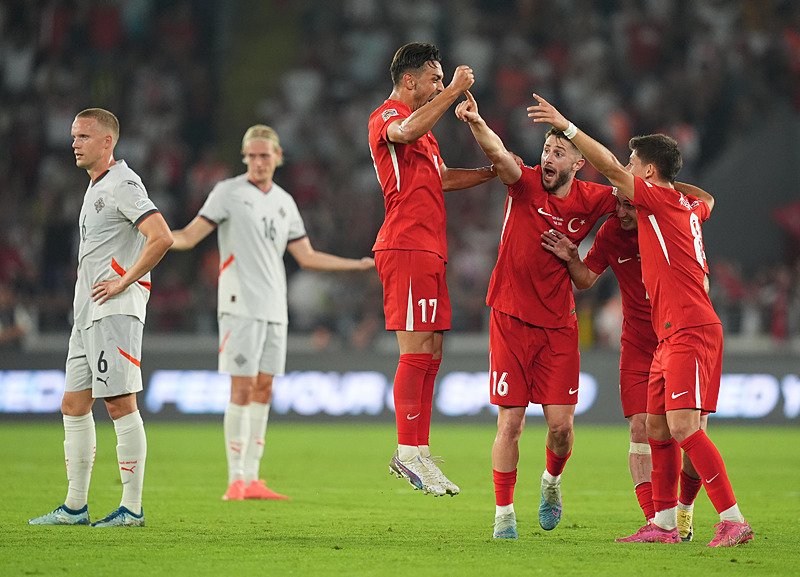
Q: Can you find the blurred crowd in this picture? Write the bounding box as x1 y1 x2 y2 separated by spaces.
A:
2 0 800 351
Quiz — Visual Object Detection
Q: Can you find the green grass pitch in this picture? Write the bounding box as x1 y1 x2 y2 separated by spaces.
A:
2 421 798 576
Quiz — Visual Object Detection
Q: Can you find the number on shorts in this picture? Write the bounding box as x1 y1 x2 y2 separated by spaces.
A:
416 298 438 323
492 371 509 397
97 350 108 373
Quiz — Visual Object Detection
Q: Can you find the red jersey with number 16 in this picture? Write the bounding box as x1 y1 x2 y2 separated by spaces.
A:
487 165 615 329
632 176 719 341
369 99 447 260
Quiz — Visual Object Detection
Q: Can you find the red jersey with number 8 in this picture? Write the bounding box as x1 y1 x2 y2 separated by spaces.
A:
632 176 719 341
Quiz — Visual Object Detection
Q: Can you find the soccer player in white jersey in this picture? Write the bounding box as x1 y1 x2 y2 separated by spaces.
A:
171 125 374 501
29 108 173 527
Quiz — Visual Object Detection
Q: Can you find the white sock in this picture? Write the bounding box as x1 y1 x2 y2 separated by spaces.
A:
224 402 249 484
719 504 745 523
496 504 514 517
397 444 419 461
418 444 431 459
63 413 96 511
653 506 678 530
243 402 270 484
542 469 560 484
114 410 146 515
677 501 694 512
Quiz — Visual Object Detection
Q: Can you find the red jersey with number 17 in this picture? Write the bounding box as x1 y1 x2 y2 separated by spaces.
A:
369 99 447 260
583 215 657 370
632 176 719 341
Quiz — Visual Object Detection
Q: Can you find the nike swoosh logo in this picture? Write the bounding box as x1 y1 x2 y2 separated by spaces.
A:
671 391 689 399
617 257 632 264
569 388 579 395
537 207 556 219
406 413 420 420
705 473 719 483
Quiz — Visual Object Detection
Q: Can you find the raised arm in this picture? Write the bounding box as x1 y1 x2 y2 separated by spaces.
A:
540 229 600 290
387 65 474 144
527 93 635 201
455 91 522 186
171 216 216 251
287 237 375 272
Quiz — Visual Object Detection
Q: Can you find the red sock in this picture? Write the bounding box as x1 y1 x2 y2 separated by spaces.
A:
416 358 440 447
680 430 736 513
635 482 655 520
493 469 517 506
649 437 680 514
678 468 703 506
393 354 432 446
545 446 571 476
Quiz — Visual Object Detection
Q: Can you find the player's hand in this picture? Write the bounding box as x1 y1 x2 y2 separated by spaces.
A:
92 278 127 304
527 93 570 132
449 65 475 94
541 229 579 262
455 91 481 123
359 257 376 271
508 151 524 167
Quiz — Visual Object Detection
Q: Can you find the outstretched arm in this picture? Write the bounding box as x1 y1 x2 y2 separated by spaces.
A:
171 216 216 250
455 91 522 185
287 237 375 272
540 229 600 290
527 93 635 201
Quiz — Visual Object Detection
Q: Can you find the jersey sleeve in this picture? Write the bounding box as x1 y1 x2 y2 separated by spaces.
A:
376 107 407 143
115 179 158 226
684 194 711 223
286 196 307 242
198 183 228 226
507 165 537 201
583 218 611 275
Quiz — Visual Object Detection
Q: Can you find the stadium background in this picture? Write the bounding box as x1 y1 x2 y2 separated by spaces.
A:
1 0 798 424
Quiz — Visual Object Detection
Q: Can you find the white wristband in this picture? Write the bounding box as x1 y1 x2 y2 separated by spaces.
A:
563 122 578 139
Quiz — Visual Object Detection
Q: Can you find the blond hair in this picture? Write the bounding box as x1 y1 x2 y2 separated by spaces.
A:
241 125 284 166
76 108 120 146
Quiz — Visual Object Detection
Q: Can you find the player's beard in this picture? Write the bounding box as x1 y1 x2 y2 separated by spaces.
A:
541 167 571 193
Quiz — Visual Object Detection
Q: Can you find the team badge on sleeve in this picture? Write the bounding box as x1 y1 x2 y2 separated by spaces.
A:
382 109 399 121
135 199 149 209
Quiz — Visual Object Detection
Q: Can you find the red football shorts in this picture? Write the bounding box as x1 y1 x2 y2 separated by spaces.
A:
618 336 655 417
374 249 451 332
619 369 649 417
489 309 579 407
647 324 723 415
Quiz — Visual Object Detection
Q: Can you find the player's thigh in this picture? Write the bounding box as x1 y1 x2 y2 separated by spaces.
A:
488 309 533 407
82 315 143 398
661 325 723 412
375 249 451 332
531 325 579 406
619 369 649 418
218 313 267 377
258 322 287 376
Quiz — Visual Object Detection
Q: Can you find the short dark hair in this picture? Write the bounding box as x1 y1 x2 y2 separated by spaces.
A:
390 42 442 86
629 134 682 182
545 127 582 158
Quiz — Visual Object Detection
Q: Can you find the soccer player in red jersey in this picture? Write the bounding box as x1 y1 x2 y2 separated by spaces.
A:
530 94 753 547
455 91 616 538
542 195 708 540
369 42 497 496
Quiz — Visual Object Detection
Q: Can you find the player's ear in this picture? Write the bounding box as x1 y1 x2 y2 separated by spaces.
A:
573 157 585 172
